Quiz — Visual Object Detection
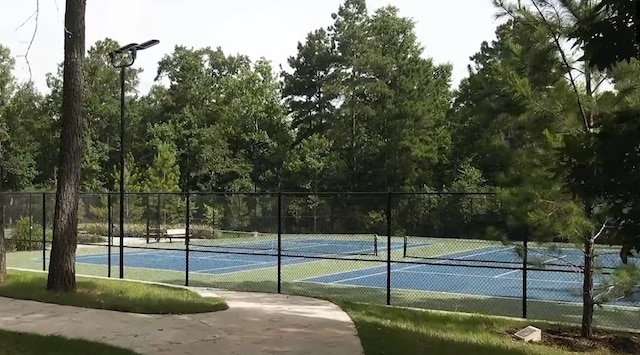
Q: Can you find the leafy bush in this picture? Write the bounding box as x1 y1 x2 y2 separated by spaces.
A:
12 216 51 251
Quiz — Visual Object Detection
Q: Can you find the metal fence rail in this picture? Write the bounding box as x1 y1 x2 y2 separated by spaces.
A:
2 191 638 331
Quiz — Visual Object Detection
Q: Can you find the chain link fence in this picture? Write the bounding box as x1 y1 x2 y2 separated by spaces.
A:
3 191 639 331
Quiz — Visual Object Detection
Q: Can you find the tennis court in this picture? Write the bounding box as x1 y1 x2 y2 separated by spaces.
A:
73 232 640 308
75 233 397 275
301 245 640 307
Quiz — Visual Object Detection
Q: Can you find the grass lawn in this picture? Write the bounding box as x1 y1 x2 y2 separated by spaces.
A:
341 302 640 355
0 329 140 355
0 270 228 355
0 270 228 314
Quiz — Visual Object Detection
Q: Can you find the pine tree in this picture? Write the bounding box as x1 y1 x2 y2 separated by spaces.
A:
144 139 184 226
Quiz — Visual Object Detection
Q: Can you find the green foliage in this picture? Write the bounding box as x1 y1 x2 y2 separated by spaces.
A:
570 0 639 71
203 204 224 228
1 0 640 336
11 217 50 252
227 195 249 230
364 210 385 235
0 45 44 191
144 137 184 225
282 1 453 192
1 270 228 314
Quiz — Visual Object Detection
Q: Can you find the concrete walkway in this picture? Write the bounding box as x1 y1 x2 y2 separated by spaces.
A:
0 288 364 355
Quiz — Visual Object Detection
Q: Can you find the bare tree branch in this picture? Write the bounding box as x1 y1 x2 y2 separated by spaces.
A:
14 0 40 83
593 76 609 93
495 1 592 132
529 1 591 132
591 219 609 242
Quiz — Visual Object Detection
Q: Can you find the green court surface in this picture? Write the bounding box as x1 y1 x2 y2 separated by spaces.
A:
7 234 639 332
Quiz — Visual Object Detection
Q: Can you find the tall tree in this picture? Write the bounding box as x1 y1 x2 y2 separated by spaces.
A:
0 46 45 283
0 44 14 285
150 46 290 192
281 28 338 143
46 38 142 191
282 0 453 192
493 0 637 338
450 18 566 186
46 0 86 292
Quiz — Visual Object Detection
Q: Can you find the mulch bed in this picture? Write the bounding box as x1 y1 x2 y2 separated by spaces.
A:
508 326 640 354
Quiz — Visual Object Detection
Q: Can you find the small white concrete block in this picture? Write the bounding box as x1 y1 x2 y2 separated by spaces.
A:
514 325 542 342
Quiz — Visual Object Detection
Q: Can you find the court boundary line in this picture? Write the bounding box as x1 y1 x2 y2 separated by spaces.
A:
76 250 274 264
79 251 233 263
296 245 514 284
294 279 640 311
396 269 586 285
72 253 328 276
71 259 288 277
67 239 397 276
296 246 639 306
8 265 638 311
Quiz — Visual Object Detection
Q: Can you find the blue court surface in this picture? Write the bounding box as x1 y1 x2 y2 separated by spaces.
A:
75 237 404 275
301 245 640 307
75 237 640 307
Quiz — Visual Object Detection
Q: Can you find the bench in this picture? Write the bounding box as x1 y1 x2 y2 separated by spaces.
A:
165 228 187 243
146 227 163 243
146 228 187 243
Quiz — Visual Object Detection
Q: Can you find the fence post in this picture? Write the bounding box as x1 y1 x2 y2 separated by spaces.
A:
107 193 112 278
119 192 124 279
522 230 528 318
185 192 190 287
277 192 282 294
28 193 33 243
386 192 392 306
41 193 46 271
145 195 150 244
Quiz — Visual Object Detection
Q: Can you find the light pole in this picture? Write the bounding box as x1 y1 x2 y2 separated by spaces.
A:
108 39 159 279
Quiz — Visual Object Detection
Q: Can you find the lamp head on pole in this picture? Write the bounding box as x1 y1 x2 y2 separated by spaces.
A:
108 39 160 68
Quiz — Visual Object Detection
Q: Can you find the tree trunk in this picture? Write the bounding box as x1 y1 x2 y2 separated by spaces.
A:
46 0 86 292
581 236 595 338
0 168 5 285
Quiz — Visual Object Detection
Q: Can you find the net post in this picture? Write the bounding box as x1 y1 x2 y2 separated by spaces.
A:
41 193 46 271
185 191 191 287
374 235 378 256
107 192 112 278
277 192 282 294
386 192 392 306
522 230 528 318
403 236 407 257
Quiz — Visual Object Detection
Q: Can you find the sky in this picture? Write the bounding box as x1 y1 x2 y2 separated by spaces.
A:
0 0 505 95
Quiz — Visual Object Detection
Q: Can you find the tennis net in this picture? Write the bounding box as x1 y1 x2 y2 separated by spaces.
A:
189 229 379 257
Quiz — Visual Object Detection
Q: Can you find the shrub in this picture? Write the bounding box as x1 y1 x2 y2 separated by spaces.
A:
12 216 51 251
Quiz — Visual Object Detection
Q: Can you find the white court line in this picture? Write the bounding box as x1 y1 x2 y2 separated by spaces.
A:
190 256 311 276
493 254 570 278
296 279 634 310
194 259 277 273
152 252 263 264
77 249 275 269
297 245 512 283
494 269 519 278
75 238 376 276
399 269 583 285
80 249 275 265
325 247 514 285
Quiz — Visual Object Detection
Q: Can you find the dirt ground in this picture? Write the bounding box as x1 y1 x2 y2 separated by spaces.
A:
507 325 640 354
0 288 364 355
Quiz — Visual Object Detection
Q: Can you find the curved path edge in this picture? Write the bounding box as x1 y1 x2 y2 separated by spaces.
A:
0 275 364 355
